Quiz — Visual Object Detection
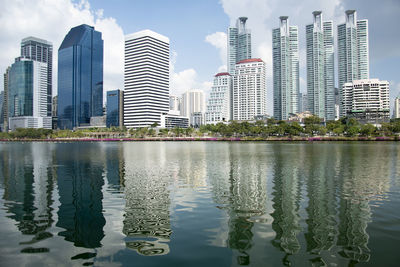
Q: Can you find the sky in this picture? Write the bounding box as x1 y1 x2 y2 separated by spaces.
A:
0 0 399 114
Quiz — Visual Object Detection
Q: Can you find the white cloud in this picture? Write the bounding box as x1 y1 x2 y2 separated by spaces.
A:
170 51 212 99
0 0 124 99
205 32 227 67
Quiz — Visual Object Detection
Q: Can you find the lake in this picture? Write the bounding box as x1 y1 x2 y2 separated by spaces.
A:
0 142 399 266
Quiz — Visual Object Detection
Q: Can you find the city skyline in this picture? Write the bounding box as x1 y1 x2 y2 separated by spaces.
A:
0 0 399 115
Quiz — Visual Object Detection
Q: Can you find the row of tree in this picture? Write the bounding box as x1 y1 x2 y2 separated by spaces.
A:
1 117 400 139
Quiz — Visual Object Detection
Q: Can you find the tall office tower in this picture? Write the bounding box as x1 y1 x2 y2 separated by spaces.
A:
124 30 169 128
2 67 10 131
272 16 299 120
394 97 400 119
338 10 369 117
227 17 252 75
169 95 181 112
205 72 231 124
21 37 53 117
106 89 124 128
233 58 266 121
306 11 335 121
8 58 52 130
57 24 103 130
342 79 389 123
181 90 205 125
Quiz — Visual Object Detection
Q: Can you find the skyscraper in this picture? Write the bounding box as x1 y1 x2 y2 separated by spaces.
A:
233 58 266 121
306 11 335 121
205 72 231 124
8 58 52 130
124 30 169 128
57 24 103 130
273 16 299 120
227 17 252 75
338 10 369 117
21 37 53 117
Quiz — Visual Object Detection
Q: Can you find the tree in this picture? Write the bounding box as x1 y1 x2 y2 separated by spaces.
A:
360 124 376 136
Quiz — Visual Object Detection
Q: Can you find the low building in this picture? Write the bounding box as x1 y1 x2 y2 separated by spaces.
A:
160 111 189 129
191 112 204 128
9 116 52 131
342 79 389 123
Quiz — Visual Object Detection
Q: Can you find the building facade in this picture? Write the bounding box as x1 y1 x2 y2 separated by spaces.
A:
181 90 205 126
228 17 252 75
57 24 103 130
124 30 169 128
161 111 189 129
394 97 400 119
106 89 124 128
2 67 10 131
273 16 299 120
169 95 181 113
342 79 389 123
21 37 53 117
8 59 51 130
233 58 266 121
338 10 369 117
205 72 231 124
306 11 335 121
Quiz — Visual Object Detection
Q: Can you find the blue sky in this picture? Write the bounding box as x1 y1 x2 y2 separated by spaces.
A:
0 0 399 114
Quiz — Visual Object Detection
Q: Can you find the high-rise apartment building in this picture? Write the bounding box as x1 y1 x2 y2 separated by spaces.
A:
227 17 252 75
205 72 231 124
181 90 205 126
338 10 369 117
106 89 124 128
8 58 52 130
273 16 299 120
394 97 400 119
306 11 335 121
342 79 389 123
124 30 169 128
57 24 103 130
21 37 53 117
233 58 266 121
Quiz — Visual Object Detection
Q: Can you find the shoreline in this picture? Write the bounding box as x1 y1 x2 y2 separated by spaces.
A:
1 136 399 142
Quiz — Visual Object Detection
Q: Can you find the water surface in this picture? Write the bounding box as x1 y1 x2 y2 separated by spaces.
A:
0 142 399 266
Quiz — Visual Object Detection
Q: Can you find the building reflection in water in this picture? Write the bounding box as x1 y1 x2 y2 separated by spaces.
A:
0 143 56 252
335 144 390 264
208 143 268 265
270 144 302 262
55 143 106 249
123 142 172 256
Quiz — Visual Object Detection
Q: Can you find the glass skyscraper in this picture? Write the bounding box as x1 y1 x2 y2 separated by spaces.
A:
57 24 103 130
306 11 335 121
106 89 123 128
338 10 369 117
273 16 299 120
227 17 252 75
21 37 53 117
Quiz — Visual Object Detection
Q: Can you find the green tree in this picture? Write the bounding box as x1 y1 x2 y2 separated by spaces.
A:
360 124 376 136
